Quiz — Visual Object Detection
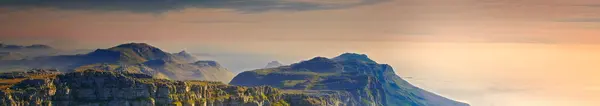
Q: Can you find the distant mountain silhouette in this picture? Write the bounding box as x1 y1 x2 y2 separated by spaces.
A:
0 43 53 50
0 52 25 60
0 43 65 59
265 61 283 68
231 53 469 106
173 50 199 63
0 43 235 83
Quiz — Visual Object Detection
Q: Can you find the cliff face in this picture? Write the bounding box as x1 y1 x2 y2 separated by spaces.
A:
0 70 345 106
230 53 470 106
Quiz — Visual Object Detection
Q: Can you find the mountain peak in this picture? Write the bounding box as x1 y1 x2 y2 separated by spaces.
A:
332 53 376 63
178 50 189 54
111 43 155 50
290 57 343 73
173 50 198 63
265 61 283 68
87 43 172 64
107 43 167 55
231 53 469 106
175 50 192 56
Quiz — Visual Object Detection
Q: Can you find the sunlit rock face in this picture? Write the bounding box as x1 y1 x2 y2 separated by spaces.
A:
231 53 470 106
0 70 347 106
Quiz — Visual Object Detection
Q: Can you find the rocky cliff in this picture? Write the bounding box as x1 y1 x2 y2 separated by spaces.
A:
231 53 470 106
0 69 345 106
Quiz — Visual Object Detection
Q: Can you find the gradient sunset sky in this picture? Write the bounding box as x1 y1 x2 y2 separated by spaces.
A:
1 0 600 106
2 0 600 48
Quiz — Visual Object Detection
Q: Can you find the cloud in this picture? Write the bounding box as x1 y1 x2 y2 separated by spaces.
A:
0 0 389 13
572 4 600 7
288 0 365 4
557 18 600 22
182 20 262 24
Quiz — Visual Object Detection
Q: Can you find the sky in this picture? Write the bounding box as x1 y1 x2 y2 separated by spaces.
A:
3 0 600 48
1 0 600 106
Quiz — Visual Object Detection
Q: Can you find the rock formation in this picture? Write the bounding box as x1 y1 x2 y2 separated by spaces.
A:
0 70 346 106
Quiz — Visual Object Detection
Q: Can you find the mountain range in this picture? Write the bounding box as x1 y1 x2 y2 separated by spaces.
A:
0 43 53 50
0 43 91 60
0 43 469 106
0 43 234 83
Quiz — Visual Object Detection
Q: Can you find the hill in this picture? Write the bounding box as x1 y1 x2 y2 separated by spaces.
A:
230 53 469 106
0 43 235 83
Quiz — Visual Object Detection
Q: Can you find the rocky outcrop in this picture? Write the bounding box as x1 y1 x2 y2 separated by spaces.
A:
0 70 345 106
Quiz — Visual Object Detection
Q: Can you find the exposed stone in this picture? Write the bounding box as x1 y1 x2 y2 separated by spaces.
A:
0 70 344 106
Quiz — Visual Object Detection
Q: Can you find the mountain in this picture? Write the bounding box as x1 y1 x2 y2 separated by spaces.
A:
332 53 376 63
24 44 53 49
0 43 64 58
0 43 90 59
265 61 283 68
230 53 469 106
0 70 346 106
172 50 198 63
0 43 235 83
0 43 53 50
92 43 176 64
189 61 236 82
0 52 25 60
